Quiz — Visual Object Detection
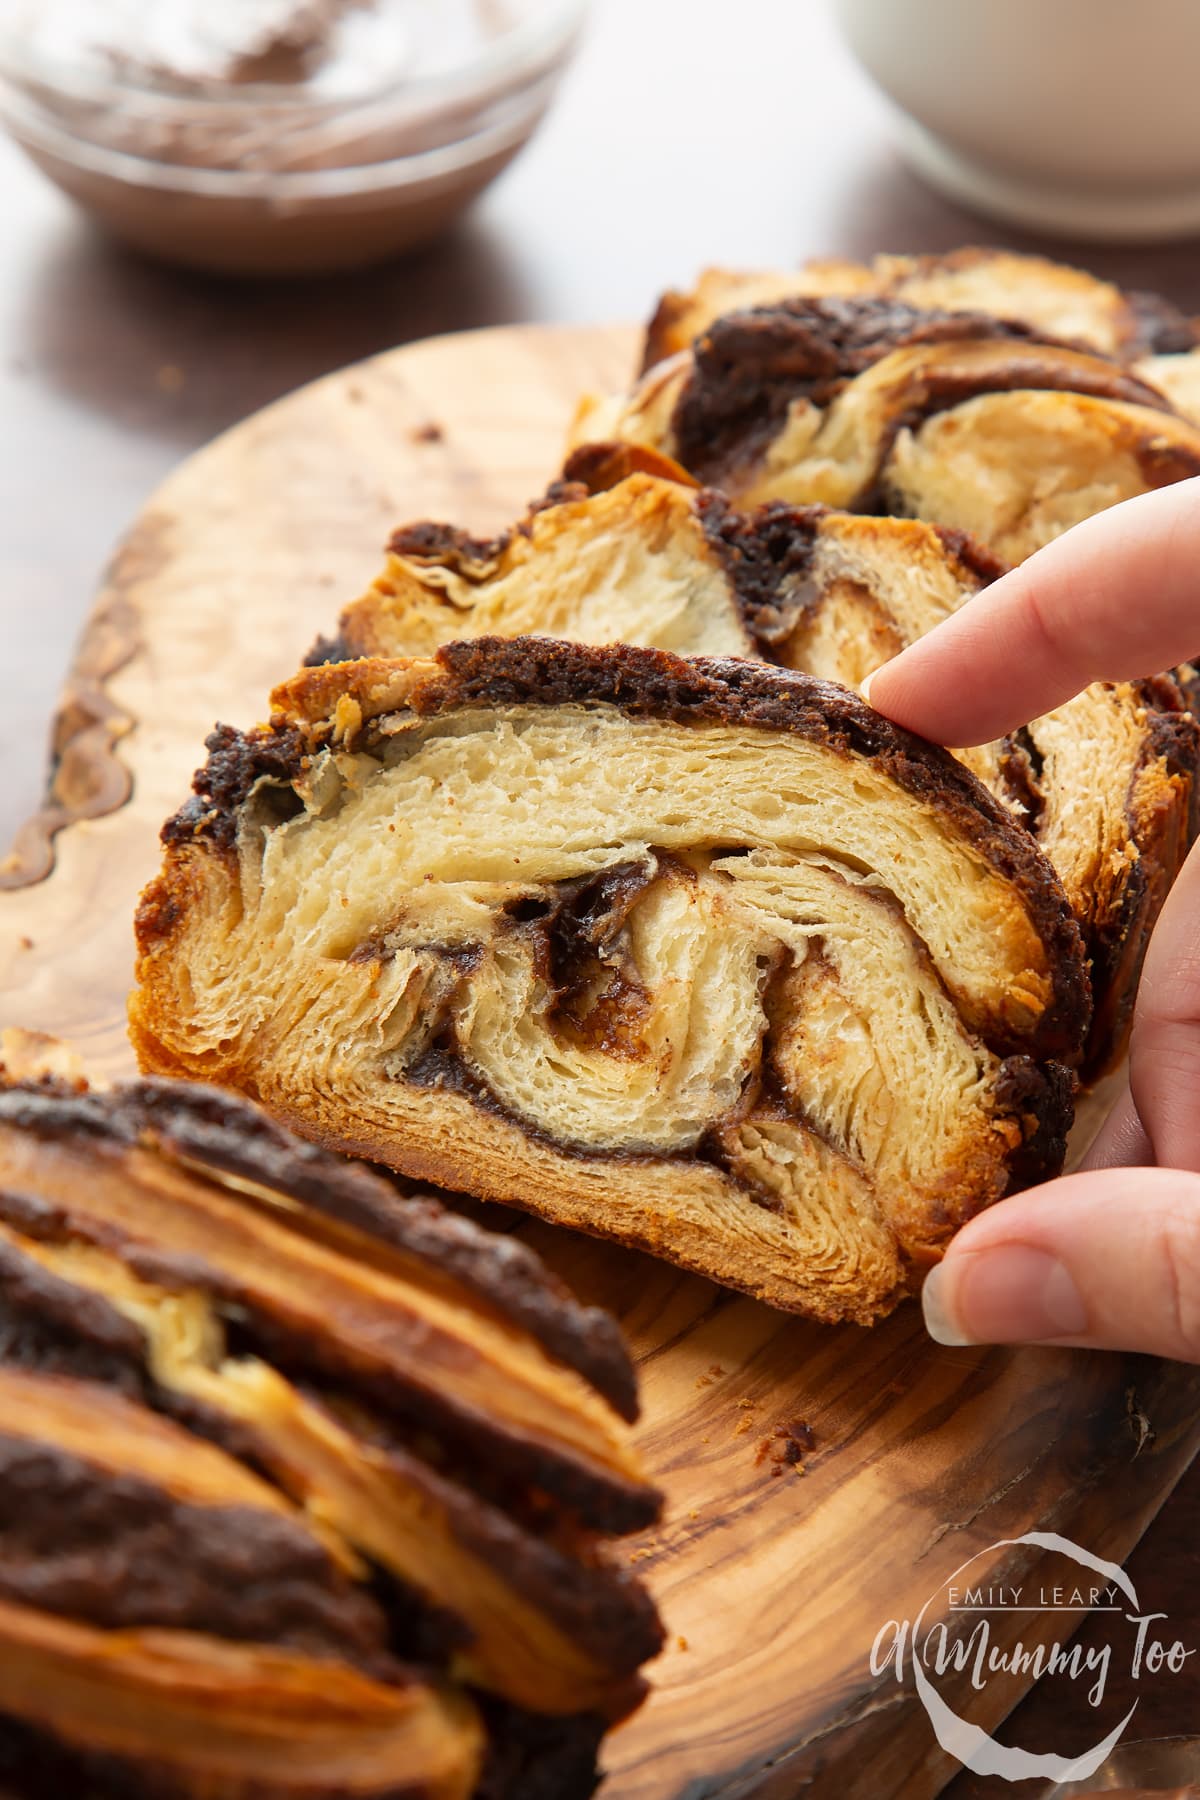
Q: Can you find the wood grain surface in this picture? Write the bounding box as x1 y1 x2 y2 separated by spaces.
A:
1 322 1198 1799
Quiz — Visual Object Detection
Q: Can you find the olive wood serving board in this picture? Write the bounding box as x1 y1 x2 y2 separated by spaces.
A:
1 323 1197 1799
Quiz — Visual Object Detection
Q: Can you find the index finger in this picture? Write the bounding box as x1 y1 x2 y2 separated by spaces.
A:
863 478 1200 746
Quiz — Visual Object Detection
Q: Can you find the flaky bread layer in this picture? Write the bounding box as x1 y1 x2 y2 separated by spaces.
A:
320 475 752 667
132 640 1087 1322
307 479 1197 1076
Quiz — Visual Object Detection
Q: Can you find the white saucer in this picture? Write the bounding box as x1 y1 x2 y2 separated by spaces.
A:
897 116 1200 244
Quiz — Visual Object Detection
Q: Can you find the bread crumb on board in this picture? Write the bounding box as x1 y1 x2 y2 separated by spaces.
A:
755 1419 817 1476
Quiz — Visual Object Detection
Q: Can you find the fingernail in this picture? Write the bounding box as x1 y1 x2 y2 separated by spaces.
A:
860 668 878 705
922 1263 973 1345
923 1247 1089 1346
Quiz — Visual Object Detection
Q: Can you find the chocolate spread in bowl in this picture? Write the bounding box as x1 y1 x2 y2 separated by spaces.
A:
0 0 582 274
189 2 379 89
17 1 412 105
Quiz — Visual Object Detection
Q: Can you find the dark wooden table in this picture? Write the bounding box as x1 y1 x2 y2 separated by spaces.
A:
2 0 1198 1787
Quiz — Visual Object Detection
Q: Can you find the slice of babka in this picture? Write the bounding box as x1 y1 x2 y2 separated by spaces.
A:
0 1066 663 1800
307 474 1199 1077
571 296 1200 564
130 638 1090 1323
308 472 752 668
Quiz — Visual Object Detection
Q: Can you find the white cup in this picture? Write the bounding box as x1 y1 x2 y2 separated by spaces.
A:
833 0 1200 241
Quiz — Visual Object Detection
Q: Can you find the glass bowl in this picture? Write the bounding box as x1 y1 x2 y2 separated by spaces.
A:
0 0 586 276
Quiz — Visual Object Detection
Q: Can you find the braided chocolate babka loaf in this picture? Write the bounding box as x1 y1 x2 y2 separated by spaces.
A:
307 473 1199 1077
572 296 1200 563
0 1069 662 1799
131 638 1090 1322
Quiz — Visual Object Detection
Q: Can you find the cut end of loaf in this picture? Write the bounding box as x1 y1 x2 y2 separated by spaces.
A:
133 637 1089 1324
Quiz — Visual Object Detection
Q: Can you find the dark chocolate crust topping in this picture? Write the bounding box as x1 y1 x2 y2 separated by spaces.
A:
994 1055 1076 1195
0 1434 390 1669
304 629 355 668
694 492 824 644
160 721 308 853
668 295 1175 488
0 1079 639 1424
387 520 512 567
926 523 1009 587
395 636 1089 1060
386 1443 663 1677
0 1237 146 1382
473 1698 608 1800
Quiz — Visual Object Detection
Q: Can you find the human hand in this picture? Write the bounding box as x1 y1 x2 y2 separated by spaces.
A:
863 478 1200 1359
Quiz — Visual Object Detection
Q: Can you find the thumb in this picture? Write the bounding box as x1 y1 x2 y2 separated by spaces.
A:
1078 1081 1154 1172
922 1166 1200 1361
